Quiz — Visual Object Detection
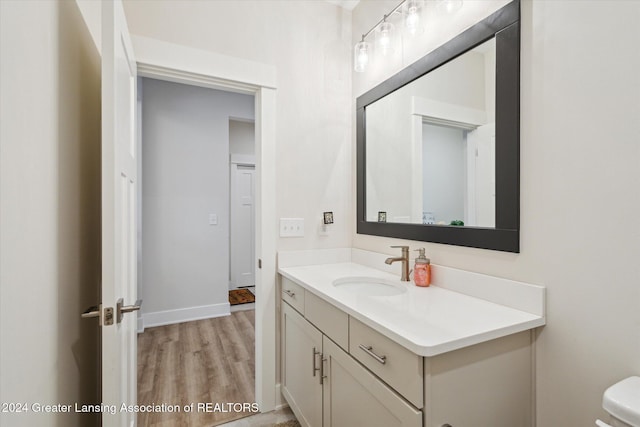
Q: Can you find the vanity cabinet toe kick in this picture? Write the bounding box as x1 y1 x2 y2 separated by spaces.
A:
280 276 535 427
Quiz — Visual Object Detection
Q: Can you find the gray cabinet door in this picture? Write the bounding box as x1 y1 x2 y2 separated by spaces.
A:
322 336 422 427
282 302 323 427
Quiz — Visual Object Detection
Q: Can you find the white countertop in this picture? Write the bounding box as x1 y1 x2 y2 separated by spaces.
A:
279 261 545 357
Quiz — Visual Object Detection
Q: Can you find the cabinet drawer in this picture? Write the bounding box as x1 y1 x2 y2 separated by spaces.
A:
304 292 349 350
282 277 305 314
349 318 423 408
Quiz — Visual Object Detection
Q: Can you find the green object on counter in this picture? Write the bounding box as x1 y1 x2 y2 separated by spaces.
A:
450 220 465 226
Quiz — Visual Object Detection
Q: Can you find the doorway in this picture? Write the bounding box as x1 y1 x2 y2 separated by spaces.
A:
132 33 279 412
229 119 256 295
137 78 254 323
136 77 259 425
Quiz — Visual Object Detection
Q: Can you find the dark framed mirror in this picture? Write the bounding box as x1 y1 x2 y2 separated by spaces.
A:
357 0 520 252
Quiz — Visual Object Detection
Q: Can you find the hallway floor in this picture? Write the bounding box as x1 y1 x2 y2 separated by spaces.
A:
137 311 256 426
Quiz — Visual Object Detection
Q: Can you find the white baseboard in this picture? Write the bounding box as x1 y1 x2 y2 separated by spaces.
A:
141 302 230 329
230 302 255 313
137 315 144 334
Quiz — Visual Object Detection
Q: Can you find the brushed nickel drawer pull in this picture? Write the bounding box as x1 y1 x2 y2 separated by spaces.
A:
359 344 387 365
284 289 295 298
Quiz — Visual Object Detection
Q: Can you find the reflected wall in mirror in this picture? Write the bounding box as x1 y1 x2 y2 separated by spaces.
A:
365 38 496 228
357 0 520 252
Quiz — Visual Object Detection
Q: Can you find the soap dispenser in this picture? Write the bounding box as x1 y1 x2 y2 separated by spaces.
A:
413 248 431 287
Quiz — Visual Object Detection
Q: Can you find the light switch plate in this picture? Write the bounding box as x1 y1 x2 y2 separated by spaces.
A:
280 218 304 237
209 213 218 225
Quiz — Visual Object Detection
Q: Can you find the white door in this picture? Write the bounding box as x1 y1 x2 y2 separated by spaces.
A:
230 163 255 289
102 1 138 425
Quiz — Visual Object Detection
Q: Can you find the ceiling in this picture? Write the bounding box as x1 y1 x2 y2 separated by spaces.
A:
324 0 361 11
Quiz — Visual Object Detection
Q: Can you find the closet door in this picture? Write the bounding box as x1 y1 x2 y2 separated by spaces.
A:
230 162 255 289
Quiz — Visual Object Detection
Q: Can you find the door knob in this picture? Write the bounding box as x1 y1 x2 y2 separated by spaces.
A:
116 298 142 324
81 305 101 319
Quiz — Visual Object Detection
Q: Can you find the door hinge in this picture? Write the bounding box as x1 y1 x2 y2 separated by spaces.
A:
258 259 262 269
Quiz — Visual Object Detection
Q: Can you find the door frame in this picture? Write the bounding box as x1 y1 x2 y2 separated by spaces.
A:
132 35 278 411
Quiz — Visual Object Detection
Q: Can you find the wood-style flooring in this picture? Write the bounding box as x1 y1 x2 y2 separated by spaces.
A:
137 310 256 427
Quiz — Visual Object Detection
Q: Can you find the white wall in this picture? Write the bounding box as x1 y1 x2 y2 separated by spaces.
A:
123 0 353 250
353 1 640 426
365 84 415 221
140 78 254 324
0 1 101 425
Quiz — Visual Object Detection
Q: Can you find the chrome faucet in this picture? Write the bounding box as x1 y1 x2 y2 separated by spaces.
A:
385 245 411 281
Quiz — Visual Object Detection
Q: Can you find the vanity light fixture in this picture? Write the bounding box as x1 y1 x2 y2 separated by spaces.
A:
353 0 463 72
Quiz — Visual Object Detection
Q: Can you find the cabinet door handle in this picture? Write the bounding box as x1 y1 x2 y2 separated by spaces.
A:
312 347 320 377
358 344 387 365
320 356 327 385
284 289 295 298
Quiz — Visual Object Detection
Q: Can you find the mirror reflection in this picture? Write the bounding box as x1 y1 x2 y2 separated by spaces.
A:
365 38 496 227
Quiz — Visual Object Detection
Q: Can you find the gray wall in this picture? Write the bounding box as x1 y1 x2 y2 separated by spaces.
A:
229 120 255 156
422 123 466 224
140 78 254 322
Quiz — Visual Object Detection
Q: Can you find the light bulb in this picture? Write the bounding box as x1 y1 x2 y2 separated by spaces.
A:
354 40 370 73
404 0 424 36
437 0 463 14
376 21 395 56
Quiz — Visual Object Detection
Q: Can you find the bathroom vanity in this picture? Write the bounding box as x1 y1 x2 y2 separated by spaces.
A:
278 249 545 427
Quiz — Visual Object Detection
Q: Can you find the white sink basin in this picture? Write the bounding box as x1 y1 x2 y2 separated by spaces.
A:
332 277 407 296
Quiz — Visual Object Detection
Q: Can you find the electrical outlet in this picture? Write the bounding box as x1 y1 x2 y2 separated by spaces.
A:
318 223 329 236
280 218 304 237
